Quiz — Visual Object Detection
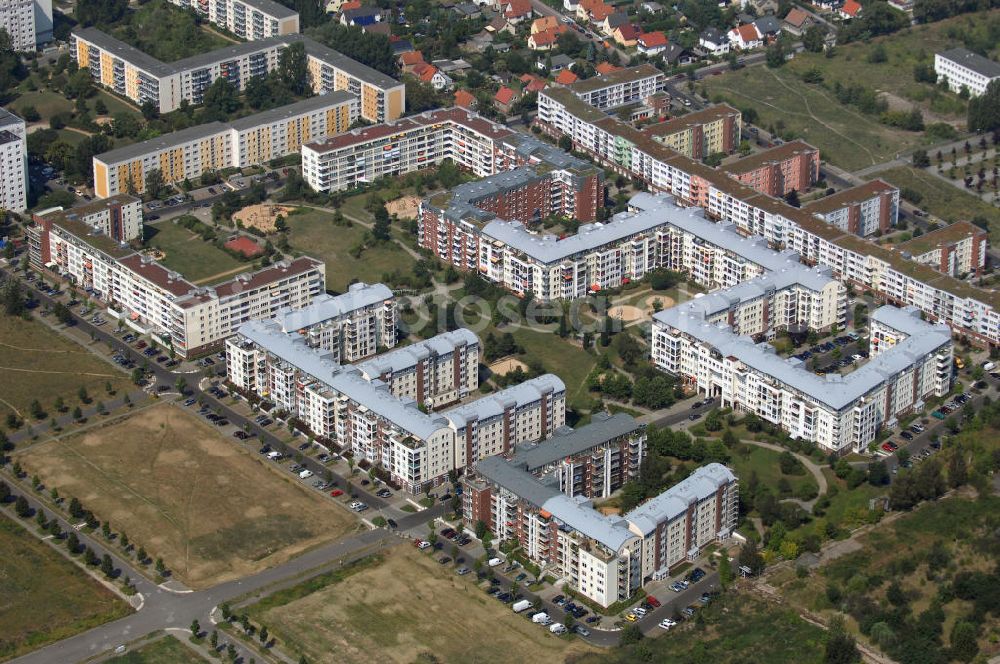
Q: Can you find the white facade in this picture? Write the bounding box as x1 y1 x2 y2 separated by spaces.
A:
935 48 1000 97
568 64 666 110
0 109 26 213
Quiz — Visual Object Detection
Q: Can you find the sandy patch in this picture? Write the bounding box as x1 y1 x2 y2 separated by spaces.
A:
385 195 421 220
488 357 529 375
233 204 297 233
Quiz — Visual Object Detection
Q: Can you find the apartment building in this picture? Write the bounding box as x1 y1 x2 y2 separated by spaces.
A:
935 48 1000 97
722 140 820 197
566 63 666 110
71 29 404 121
535 89 1000 348
301 106 600 207
28 209 325 356
227 320 565 492
653 301 952 453
0 108 26 213
508 411 646 499
464 460 737 607
639 104 742 160
443 375 567 469
355 328 480 408
275 281 397 362
93 93 357 197
170 0 300 41
804 179 899 237
897 221 988 278
0 0 51 50
33 194 143 243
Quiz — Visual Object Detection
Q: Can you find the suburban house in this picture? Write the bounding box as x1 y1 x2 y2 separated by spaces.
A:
340 6 381 25
400 50 426 74
600 11 629 35
595 62 621 74
502 0 533 23
839 0 861 18
662 43 690 64
520 73 548 93
782 7 813 34
753 15 781 40
413 62 453 91
699 27 730 55
554 69 579 85
531 15 561 33
495 86 518 113
728 23 762 50
637 30 668 55
454 89 477 110
529 26 568 50
613 23 641 47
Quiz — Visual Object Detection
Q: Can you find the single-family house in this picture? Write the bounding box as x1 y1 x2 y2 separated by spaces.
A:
485 16 515 34
452 2 482 17
839 0 861 18
746 0 778 15
637 30 668 55
531 15 561 33
413 62 454 91
433 59 471 74
340 6 381 25
753 15 781 40
529 26 569 50
520 73 548 92
503 0 533 23
661 42 690 64
390 36 415 55
782 7 813 34
728 23 762 50
400 50 426 74
699 27 730 55
362 22 391 35
495 86 518 113
325 0 359 12
541 53 575 71
455 89 478 109
601 11 629 35
613 23 641 46
641 1 663 11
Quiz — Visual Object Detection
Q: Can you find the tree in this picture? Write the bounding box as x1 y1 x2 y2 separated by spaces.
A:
144 169 166 200
372 204 391 241
14 494 30 517
29 399 43 419
137 545 148 563
803 25 826 52
101 553 115 577
912 149 930 168
202 77 240 121
968 80 1000 134
950 620 979 662
259 625 269 644
66 531 80 553
190 619 201 637
718 552 733 589
78 386 89 403
739 539 765 576
824 620 861 663
766 41 786 68
75 0 128 26
0 277 25 316
210 629 218 648
948 450 967 488
69 496 85 519
72 406 83 421
278 42 309 96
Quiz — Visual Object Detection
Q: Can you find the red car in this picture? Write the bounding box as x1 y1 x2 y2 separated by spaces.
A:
330 489 344 497
647 595 661 608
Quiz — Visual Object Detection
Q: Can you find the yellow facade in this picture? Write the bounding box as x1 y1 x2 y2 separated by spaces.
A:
115 161 143 196
334 71 349 91
387 88 403 121
125 66 140 102
78 41 90 68
361 84 378 121
94 162 109 199
100 52 115 87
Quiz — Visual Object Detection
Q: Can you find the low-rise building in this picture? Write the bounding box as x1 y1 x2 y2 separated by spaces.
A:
699 27 730 55
723 140 820 197
275 282 397 362
355 328 480 408
728 23 762 50
804 179 899 237
93 93 357 197
897 221 988 278
0 108 27 213
28 208 326 357
71 29 404 121
653 301 952 453
464 459 737 607
935 47 1000 97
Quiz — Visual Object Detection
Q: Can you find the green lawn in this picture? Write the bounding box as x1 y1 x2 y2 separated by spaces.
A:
728 444 818 500
284 208 418 293
0 315 130 423
509 326 597 413
878 165 1000 241
145 222 252 284
12 89 73 120
703 65 926 171
0 514 130 661
106 636 205 664
575 593 827 664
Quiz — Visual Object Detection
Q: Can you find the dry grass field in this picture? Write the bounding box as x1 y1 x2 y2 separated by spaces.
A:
17 404 358 589
254 546 597 664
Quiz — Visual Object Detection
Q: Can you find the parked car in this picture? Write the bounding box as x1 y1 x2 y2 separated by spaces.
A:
330 489 344 497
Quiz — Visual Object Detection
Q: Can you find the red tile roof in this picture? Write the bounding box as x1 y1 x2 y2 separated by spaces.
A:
733 23 759 42
841 0 861 16
495 86 517 104
638 31 667 47
505 0 531 17
784 7 810 26
595 62 621 74
531 15 560 32
524 77 547 92
400 51 425 66
339 0 361 10
414 63 439 83
454 89 476 108
615 24 641 41
555 69 579 85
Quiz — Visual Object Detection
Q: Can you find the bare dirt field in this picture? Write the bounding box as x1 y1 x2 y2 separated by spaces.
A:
16 404 357 589
385 195 421 220
256 546 596 664
233 204 296 233
488 356 529 375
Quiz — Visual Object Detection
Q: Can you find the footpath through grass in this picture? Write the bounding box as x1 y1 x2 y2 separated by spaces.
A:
0 514 130 660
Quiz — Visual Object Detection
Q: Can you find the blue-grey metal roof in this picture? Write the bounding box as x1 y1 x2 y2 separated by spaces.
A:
938 48 1000 80
238 319 449 439
443 374 566 429
278 282 393 332
355 328 479 376
511 412 642 471
624 463 736 536
653 303 952 411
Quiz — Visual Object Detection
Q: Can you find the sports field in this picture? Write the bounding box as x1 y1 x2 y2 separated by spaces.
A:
16 404 358 589
0 315 129 422
251 546 596 664
0 514 130 660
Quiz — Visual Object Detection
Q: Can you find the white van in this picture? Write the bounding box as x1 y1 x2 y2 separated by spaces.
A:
266 451 282 460
512 599 534 613
488 557 503 567
299 469 314 479
532 612 550 624
549 623 567 634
